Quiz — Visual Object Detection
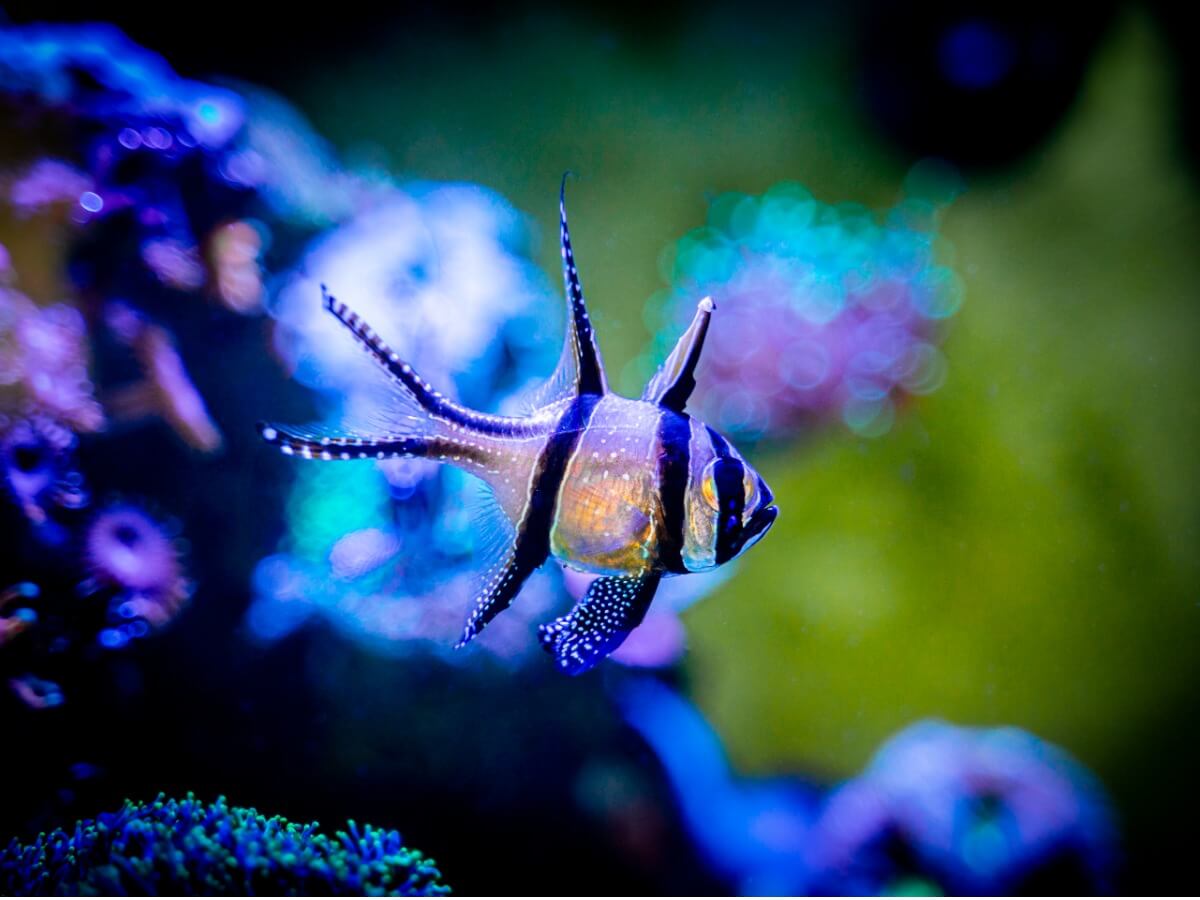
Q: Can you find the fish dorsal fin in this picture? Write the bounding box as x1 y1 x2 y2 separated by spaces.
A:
642 296 715 412
553 174 607 399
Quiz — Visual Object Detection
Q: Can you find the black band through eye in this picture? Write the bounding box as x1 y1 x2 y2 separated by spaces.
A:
713 457 745 564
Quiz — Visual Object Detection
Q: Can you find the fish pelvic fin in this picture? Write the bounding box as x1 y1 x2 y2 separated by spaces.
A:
538 571 661 675
643 296 715 413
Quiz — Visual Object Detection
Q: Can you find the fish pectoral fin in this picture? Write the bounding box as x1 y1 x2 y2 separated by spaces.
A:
454 548 543 648
538 572 662 676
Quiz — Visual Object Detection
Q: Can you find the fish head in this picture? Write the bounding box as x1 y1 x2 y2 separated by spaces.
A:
681 424 778 572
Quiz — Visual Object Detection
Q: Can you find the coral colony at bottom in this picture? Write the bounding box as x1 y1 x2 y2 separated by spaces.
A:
0 794 449 897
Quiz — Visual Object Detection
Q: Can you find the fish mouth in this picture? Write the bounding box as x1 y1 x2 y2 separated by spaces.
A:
739 503 778 553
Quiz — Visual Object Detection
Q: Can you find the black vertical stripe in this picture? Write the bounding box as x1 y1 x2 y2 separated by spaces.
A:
456 394 601 643
656 410 692 574
512 394 601 570
706 426 745 565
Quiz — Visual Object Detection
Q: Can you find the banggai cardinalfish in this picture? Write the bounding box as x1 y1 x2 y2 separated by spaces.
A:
259 178 778 674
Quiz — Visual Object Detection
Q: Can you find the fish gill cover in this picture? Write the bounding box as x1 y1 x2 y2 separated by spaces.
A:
0 793 449 896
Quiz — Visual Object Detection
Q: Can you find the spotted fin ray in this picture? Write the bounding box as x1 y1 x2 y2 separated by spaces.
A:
256 421 493 466
259 285 534 461
643 295 715 413
528 175 609 411
320 285 530 436
538 572 662 675
455 545 544 648
257 422 418 460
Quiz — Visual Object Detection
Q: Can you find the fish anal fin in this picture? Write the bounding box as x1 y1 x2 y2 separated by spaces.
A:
455 546 544 648
538 572 662 675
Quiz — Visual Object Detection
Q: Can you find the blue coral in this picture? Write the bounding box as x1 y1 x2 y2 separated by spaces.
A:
0 793 449 896
810 720 1118 895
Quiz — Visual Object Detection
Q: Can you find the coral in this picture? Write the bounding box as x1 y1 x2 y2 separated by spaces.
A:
0 498 190 706
0 22 254 291
645 171 963 440
102 303 222 452
0 285 102 434
0 23 284 454
0 23 243 147
0 417 87 527
810 720 1118 895
6 160 94 218
618 680 1118 896
0 793 449 896
81 502 190 642
0 582 38 648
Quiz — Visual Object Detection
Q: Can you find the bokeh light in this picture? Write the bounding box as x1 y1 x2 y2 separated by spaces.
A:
644 169 962 441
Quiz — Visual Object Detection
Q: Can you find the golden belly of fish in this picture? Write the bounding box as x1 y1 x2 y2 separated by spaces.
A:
549 397 663 577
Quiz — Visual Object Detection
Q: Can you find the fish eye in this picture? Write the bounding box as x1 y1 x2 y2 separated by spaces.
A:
744 469 759 509
700 460 720 511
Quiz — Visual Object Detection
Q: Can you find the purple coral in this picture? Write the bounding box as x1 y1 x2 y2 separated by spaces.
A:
0 285 102 434
0 417 87 526
7 159 95 218
82 502 190 641
0 496 191 707
650 176 962 440
0 582 38 648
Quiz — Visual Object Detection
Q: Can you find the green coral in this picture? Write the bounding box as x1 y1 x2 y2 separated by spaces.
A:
0 793 450 896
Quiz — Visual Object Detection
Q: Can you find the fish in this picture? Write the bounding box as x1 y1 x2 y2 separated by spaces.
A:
258 177 778 674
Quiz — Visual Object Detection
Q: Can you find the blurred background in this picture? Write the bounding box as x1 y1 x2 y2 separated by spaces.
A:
1 1 1197 895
